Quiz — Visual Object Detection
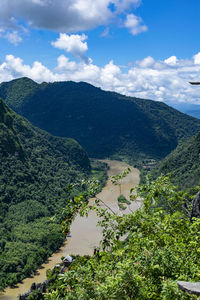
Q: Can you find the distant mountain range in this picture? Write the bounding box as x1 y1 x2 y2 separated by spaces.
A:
1 77 200 164
165 101 200 119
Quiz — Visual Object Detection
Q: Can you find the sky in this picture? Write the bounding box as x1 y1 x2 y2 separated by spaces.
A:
0 0 200 104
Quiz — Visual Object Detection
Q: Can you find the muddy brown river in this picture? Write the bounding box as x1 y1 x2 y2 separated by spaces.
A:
0 160 140 300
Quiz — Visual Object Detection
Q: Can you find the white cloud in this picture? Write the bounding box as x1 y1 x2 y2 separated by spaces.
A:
1 52 200 105
193 52 200 65
56 55 77 72
100 60 122 89
113 0 142 12
0 0 145 43
5 31 22 45
51 34 89 63
31 0 46 6
0 54 55 82
136 56 155 68
124 13 147 35
164 56 178 66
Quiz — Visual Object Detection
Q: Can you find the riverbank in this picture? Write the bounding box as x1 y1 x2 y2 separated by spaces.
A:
0 160 140 300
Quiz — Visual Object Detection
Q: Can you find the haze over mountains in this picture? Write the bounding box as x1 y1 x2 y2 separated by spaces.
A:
165 101 200 119
1 77 200 164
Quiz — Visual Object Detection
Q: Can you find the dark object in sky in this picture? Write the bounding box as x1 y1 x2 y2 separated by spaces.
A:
189 82 200 85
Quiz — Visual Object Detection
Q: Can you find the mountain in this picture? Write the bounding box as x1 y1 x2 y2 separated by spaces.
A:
0 99 25 159
165 101 200 119
1 77 200 163
0 98 91 289
151 130 200 188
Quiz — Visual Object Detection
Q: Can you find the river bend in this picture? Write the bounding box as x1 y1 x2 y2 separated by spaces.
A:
0 160 140 300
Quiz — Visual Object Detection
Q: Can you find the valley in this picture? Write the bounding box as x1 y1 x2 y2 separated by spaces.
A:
0 98 92 292
1 78 200 165
0 78 200 299
0 2 200 298
0 160 140 300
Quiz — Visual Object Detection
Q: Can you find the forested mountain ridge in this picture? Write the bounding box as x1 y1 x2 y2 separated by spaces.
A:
0 98 91 289
0 97 90 170
1 77 200 163
0 99 24 159
150 130 200 188
0 77 40 110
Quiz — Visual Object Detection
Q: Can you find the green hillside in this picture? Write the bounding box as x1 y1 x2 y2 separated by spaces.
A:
1 78 200 163
0 77 40 110
27 175 200 300
0 99 25 159
151 131 200 188
0 98 92 290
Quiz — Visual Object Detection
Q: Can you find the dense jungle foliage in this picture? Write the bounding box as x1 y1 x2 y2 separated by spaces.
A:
0 99 107 290
1 77 200 164
150 130 200 189
1 78 200 298
28 175 200 299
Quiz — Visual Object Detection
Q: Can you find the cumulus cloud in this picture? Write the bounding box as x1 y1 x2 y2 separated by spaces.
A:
0 0 145 43
0 54 55 82
56 55 77 72
193 52 200 65
124 13 148 35
1 52 200 104
51 33 90 63
136 56 155 68
164 56 178 66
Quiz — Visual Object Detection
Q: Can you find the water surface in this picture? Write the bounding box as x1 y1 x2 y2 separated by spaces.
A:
0 160 140 300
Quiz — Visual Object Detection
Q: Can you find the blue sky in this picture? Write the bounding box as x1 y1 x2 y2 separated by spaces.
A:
0 0 200 104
